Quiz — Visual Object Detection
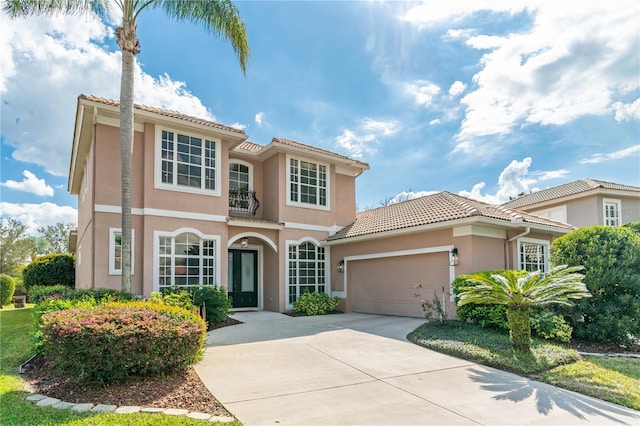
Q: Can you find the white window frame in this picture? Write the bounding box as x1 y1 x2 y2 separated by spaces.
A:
152 228 221 292
517 237 549 273
603 198 621 226
109 228 135 275
286 154 330 211
154 127 221 196
229 160 253 191
285 238 329 310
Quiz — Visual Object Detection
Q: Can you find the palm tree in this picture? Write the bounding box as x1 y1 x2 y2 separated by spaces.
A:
4 0 250 292
456 265 591 352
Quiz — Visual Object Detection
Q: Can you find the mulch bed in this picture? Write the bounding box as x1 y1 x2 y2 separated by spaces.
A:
20 317 244 415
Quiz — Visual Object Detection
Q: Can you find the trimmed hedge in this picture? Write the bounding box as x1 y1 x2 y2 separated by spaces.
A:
40 302 206 383
30 286 136 304
293 292 340 316
23 253 75 289
1 274 16 307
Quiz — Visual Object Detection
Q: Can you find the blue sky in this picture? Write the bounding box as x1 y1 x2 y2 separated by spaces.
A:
1 1 639 233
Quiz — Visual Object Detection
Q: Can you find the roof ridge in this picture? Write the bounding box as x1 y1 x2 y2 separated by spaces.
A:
440 191 481 215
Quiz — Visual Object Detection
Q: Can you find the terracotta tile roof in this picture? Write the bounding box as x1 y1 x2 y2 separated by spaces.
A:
271 137 369 168
234 141 263 152
79 94 246 135
326 191 573 242
502 179 640 209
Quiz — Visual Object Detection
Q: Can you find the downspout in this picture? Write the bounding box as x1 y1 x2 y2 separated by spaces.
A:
504 227 530 269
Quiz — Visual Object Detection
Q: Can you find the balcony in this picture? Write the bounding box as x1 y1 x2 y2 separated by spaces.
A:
229 188 260 215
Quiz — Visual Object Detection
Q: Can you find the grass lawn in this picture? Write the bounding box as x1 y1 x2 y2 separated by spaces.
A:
0 306 239 426
408 320 640 411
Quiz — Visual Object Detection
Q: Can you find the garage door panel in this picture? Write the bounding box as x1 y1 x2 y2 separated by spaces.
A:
350 252 449 318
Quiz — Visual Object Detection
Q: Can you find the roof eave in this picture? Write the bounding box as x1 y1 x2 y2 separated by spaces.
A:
257 141 369 175
506 187 640 210
323 216 572 246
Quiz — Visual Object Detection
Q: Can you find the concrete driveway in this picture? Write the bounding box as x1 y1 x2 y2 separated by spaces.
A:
195 312 640 425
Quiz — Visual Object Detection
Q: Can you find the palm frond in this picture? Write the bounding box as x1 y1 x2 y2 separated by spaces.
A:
3 0 108 18
155 0 250 74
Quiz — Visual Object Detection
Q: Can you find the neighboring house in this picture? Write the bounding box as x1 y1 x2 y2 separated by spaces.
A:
68 94 573 318
501 179 640 228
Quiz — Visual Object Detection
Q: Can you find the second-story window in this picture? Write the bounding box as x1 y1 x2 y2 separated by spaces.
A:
229 162 250 191
603 199 621 226
288 157 328 208
158 129 219 194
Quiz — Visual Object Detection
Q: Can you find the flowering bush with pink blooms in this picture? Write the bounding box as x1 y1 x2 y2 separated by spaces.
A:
40 301 206 383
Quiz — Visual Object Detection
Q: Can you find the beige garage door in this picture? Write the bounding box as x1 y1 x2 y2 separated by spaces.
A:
349 252 450 318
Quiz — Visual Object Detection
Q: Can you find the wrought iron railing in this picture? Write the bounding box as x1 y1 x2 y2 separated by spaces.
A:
229 188 260 215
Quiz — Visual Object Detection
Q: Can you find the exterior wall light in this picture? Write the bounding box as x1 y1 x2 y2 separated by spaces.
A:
449 248 459 266
337 260 345 273
240 237 249 248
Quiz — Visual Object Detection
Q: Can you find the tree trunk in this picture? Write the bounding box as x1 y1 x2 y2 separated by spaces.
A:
116 17 139 294
507 306 531 353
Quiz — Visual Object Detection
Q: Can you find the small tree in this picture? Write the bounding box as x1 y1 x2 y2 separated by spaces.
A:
0 274 16 307
37 222 76 254
23 253 75 289
456 266 590 352
0 218 35 275
551 225 640 346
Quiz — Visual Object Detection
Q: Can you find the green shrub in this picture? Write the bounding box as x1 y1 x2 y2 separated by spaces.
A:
531 312 573 343
192 285 232 326
1 274 16 307
29 286 136 304
452 270 528 330
293 291 340 316
40 301 206 383
551 225 640 346
29 285 71 303
149 290 196 312
23 253 75 289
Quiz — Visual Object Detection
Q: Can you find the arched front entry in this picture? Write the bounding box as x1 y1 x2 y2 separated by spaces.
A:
227 232 278 310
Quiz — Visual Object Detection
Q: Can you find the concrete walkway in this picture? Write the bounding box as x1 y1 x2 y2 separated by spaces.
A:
195 312 640 425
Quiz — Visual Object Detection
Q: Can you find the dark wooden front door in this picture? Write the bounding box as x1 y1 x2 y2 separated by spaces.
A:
228 249 258 308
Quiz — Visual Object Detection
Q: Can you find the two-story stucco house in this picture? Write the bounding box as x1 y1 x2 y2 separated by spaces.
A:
68 94 575 317
501 179 640 228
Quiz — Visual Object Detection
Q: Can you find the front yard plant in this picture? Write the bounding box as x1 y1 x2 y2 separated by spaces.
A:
0 274 16 307
22 253 75 289
455 266 590 352
551 224 640 346
40 302 206 383
293 291 340 316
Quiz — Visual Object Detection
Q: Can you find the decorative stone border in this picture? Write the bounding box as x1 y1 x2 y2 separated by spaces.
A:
25 393 235 423
578 351 640 359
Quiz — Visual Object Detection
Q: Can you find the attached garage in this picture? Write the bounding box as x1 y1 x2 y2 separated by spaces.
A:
348 251 450 318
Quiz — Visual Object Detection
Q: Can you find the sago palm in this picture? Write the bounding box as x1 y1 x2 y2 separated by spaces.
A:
4 0 250 293
456 265 590 352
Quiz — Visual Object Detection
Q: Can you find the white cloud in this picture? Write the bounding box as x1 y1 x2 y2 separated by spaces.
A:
255 112 265 125
402 2 639 151
535 169 569 181
613 99 640 122
405 80 441 107
1 202 77 235
448 81 467 97
361 119 398 136
429 119 441 125
579 144 640 164
335 118 399 158
229 122 247 130
335 130 376 159
1 12 216 177
458 157 568 204
0 170 54 196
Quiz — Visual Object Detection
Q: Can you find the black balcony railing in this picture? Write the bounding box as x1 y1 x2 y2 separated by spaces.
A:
229 188 260 215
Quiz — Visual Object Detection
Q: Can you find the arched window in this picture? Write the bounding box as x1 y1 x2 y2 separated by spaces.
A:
287 241 326 306
158 232 216 291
